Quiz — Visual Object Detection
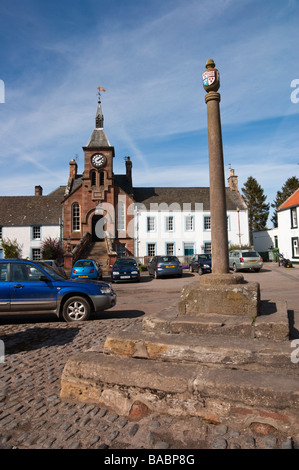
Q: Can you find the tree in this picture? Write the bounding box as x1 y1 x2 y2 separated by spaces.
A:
41 237 63 262
241 177 270 245
1 238 22 259
271 176 299 227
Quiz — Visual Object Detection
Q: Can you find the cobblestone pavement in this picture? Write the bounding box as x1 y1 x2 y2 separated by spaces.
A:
0 266 298 451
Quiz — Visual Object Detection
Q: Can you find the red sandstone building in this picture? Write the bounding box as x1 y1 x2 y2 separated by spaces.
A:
62 94 135 272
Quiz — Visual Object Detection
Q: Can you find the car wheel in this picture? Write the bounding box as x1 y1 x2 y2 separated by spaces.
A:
189 265 193 272
233 263 238 272
198 267 203 275
62 296 91 322
154 270 159 279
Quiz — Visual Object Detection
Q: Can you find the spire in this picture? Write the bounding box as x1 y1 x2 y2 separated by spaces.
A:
85 87 111 149
95 86 105 128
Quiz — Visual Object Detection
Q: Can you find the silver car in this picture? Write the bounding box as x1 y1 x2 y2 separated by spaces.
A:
229 250 263 273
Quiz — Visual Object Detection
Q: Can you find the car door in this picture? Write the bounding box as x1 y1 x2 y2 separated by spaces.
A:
229 251 235 269
9 262 57 314
191 255 198 270
0 262 10 313
148 257 156 275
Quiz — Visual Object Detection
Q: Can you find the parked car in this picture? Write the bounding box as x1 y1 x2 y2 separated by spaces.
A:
70 259 102 280
189 254 212 275
0 259 116 322
111 258 140 282
42 260 66 276
229 250 263 272
148 256 182 279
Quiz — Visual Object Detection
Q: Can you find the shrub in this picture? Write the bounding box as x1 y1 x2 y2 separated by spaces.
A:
1 238 22 259
41 237 63 262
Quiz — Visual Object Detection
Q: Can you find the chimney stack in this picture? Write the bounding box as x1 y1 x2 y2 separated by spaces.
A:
228 168 239 191
125 156 132 187
69 159 78 180
35 185 43 196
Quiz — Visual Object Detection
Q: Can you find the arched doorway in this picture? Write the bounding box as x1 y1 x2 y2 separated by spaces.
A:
92 215 105 242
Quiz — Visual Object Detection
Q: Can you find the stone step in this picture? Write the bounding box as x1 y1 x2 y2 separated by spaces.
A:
94 327 297 372
142 299 290 342
60 351 299 434
84 241 109 271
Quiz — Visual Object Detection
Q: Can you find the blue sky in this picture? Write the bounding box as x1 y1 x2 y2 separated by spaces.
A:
0 0 298 225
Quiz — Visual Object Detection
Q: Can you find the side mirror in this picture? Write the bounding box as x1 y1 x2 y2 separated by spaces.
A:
40 275 50 282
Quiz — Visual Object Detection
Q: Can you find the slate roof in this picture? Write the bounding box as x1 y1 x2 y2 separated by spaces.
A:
0 186 65 226
133 186 247 211
278 189 299 211
63 172 246 211
84 128 111 149
64 174 83 198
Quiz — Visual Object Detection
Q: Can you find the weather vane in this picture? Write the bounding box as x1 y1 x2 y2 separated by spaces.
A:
97 86 106 102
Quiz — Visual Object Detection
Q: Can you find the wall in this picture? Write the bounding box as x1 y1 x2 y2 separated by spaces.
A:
277 208 299 261
134 208 249 258
253 228 278 253
0 225 61 259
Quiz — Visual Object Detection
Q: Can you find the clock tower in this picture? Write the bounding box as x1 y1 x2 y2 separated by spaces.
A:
82 89 114 202
62 89 135 274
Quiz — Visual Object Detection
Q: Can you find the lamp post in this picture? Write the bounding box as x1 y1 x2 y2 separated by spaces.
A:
203 59 229 274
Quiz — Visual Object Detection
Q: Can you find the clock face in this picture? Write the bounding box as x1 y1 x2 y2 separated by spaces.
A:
91 153 106 168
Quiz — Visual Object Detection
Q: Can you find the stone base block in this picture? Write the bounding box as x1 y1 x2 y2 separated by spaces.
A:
178 274 260 317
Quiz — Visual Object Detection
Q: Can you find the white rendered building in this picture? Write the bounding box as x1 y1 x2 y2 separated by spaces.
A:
0 186 63 260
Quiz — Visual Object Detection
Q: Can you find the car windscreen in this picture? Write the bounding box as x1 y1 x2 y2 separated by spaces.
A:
241 252 259 258
159 257 179 263
198 254 211 260
36 262 67 281
114 259 137 266
75 261 94 268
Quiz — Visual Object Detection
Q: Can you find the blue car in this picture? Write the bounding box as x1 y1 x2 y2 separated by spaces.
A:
111 258 140 282
70 259 102 280
148 256 183 279
189 254 212 275
0 259 116 322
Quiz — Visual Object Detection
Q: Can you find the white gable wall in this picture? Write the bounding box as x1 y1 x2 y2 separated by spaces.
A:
277 208 299 261
253 228 278 253
0 225 61 259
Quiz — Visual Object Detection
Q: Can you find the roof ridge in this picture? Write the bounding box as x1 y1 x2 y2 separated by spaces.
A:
278 188 299 211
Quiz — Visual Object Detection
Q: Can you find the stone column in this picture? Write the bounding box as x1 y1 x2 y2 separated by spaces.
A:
177 59 260 317
203 59 229 274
